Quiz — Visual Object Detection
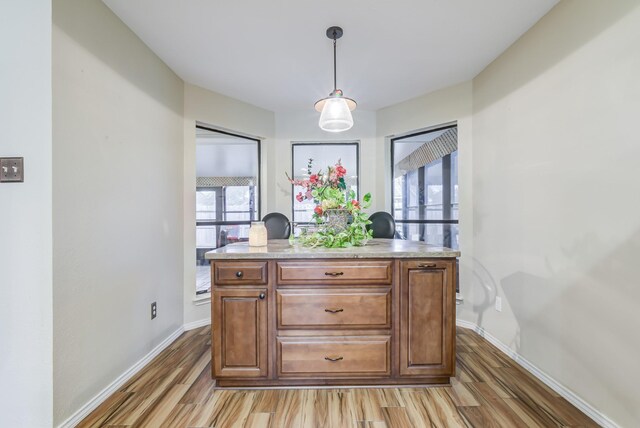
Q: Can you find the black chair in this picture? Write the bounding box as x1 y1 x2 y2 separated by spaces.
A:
262 212 291 239
217 229 228 248
367 211 396 239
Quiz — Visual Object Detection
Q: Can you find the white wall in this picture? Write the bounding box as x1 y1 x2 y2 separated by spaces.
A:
52 0 184 424
271 109 378 217
376 82 475 321
469 1 640 426
183 83 275 325
0 2 53 427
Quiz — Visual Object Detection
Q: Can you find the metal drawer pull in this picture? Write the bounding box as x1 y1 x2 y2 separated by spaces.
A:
418 264 437 269
235 271 243 278
324 308 344 313
324 356 344 362
324 272 344 276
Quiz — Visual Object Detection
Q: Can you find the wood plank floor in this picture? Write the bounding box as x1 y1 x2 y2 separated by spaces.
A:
78 327 598 427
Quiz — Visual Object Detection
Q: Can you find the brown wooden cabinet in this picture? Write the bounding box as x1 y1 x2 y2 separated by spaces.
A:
211 256 456 387
399 260 456 376
212 288 268 378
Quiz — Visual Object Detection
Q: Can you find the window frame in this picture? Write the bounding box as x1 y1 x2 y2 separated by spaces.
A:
195 124 262 221
390 123 459 243
195 125 262 295
290 141 360 224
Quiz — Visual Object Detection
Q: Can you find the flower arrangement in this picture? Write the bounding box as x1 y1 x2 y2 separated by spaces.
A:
287 159 373 248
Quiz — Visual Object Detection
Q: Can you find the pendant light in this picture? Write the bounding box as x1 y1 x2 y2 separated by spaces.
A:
314 26 357 133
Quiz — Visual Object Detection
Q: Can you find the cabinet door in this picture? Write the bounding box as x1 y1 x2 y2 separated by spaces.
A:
399 260 455 377
212 289 268 378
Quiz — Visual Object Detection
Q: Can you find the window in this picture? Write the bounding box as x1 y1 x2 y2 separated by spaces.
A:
291 142 359 223
195 126 260 294
391 125 458 249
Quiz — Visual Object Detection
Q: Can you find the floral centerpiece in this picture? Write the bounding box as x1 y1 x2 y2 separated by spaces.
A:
287 159 373 248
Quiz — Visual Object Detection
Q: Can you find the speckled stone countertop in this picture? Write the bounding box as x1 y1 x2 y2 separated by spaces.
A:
205 239 460 260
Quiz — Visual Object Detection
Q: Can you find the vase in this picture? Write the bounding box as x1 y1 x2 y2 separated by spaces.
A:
323 208 350 233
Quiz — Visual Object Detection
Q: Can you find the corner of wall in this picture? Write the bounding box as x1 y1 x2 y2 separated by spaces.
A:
182 84 276 326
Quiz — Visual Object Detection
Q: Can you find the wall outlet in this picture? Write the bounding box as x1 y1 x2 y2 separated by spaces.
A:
151 302 157 319
495 296 502 312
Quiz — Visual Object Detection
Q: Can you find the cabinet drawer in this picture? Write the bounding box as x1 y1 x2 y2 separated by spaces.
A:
277 289 391 329
278 336 390 377
214 261 267 285
277 260 392 285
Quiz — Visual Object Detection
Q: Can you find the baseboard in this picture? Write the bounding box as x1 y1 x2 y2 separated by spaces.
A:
57 326 185 428
454 319 476 330
456 319 619 428
184 318 211 331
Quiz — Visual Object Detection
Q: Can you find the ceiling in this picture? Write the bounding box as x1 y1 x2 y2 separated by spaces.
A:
102 0 558 112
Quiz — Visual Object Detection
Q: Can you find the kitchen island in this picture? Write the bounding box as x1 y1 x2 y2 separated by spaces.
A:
205 239 460 387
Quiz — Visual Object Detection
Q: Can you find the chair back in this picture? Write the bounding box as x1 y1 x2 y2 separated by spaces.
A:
367 211 396 239
261 212 291 239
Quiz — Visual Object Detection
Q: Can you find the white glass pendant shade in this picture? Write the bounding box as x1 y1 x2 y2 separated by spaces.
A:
318 96 354 132
315 27 357 133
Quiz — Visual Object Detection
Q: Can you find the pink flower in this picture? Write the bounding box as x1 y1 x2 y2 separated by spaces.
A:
336 165 347 177
296 192 304 202
309 174 319 184
314 206 323 216
305 190 313 199
351 200 360 210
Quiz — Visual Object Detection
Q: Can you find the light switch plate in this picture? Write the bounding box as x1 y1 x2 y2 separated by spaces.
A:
0 157 24 182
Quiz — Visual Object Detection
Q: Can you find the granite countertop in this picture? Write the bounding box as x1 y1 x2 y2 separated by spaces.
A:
205 239 460 260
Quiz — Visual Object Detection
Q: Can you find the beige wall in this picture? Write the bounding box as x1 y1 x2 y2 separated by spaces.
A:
376 82 475 321
0 1 53 426
52 0 184 424
469 1 640 426
183 83 275 325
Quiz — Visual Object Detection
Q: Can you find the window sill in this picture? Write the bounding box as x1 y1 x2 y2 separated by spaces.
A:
193 293 211 306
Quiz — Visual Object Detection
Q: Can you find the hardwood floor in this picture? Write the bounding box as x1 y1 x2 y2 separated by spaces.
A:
77 327 598 427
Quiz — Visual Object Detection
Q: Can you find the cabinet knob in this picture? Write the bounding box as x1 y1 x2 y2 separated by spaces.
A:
324 356 344 362
259 293 266 300
235 271 243 278
324 308 344 313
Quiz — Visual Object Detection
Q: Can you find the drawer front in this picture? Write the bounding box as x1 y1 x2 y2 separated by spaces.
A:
277 289 391 329
278 336 391 377
277 260 392 285
214 261 267 285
